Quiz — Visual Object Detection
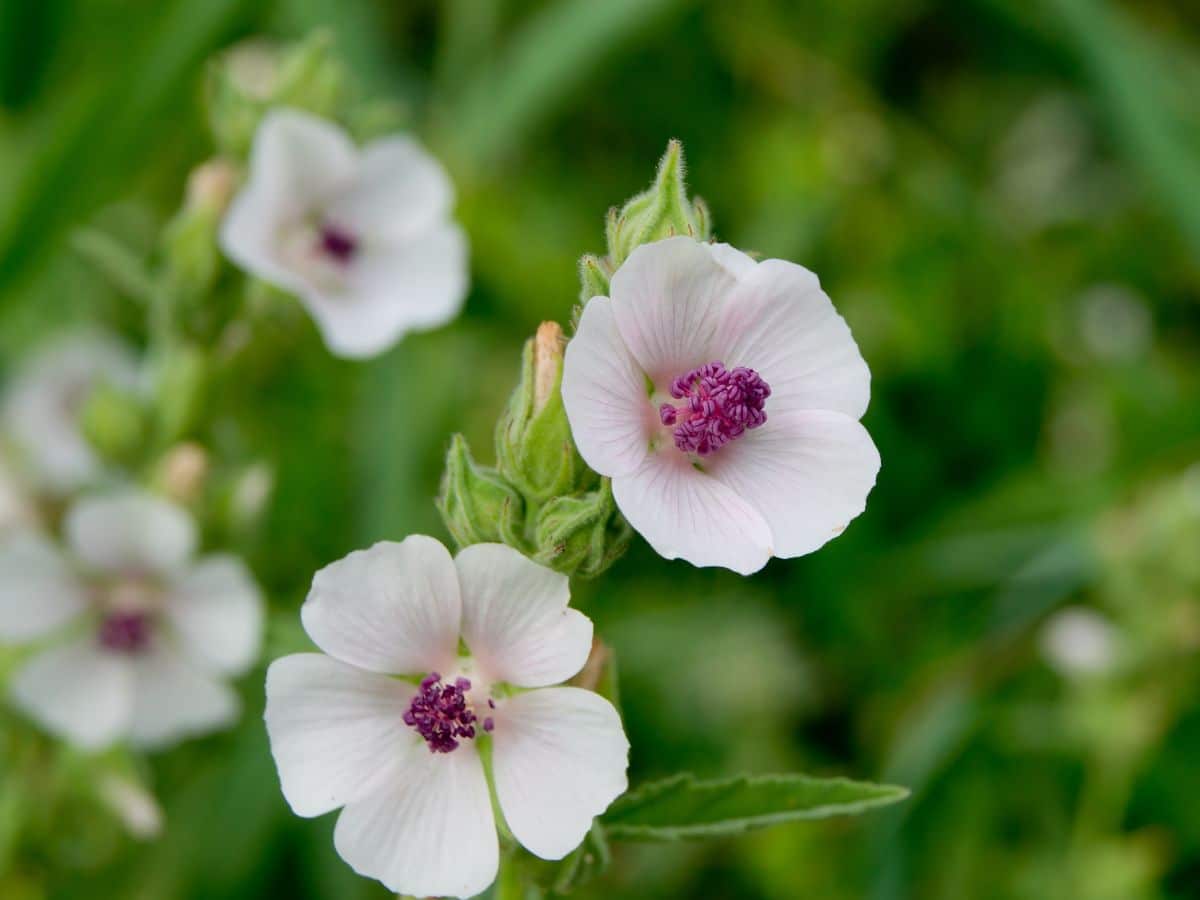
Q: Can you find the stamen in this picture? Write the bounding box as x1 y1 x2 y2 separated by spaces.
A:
403 673 481 753
318 223 358 264
658 361 770 456
99 612 152 654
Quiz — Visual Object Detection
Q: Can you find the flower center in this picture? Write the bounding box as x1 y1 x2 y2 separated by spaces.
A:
99 612 152 654
658 361 770 456
317 222 358 265
403 673 495 753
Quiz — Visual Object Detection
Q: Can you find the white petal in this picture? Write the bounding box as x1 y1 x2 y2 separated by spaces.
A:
127 644 239 749
492 687 628 860
326 135 455 242
301 223 468 359
65 491 196 575
0 532 87 641
10 637 135 749
164 555 263 674
220 109 357 292
302 536 461 675
265 653 419 817
333 743 497 899
611 456 773 574
706 241 759 278
716 255 871 419
609 236 736 383
561 297 653 478
708 410 880 558
454 544 591 688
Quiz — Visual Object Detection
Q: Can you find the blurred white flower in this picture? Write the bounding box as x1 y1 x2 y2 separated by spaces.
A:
0 490 263 749
0 455 35 533
561 236 879 574
1040 606 1118 677
265 537 628 899
220 109 468 359
2 331 138 493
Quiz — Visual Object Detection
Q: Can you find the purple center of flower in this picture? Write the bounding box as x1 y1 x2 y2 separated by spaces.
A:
318 223 358 264
659 361 770 456
403 673 495 753
99 612 152 654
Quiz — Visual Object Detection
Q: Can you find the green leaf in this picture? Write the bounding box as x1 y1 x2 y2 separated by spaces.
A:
70 227 159 306
604 772 909 841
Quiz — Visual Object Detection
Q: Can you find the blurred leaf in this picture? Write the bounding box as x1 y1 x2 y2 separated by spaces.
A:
604 772 909 841
69 228 159 307
552 821 611 893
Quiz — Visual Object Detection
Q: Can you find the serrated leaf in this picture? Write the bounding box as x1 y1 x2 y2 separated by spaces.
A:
604 772 909 841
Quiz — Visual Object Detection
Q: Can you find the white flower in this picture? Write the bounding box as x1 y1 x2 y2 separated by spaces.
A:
264 536 628 899
0 490 263 750
1040 606 1118 677
2 331 138 493
220 109 468 359
561 236 880 575
0 454 35 533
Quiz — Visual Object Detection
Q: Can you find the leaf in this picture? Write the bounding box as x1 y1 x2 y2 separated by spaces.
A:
603 772 909 841
552 821 611 894
70 227 159 306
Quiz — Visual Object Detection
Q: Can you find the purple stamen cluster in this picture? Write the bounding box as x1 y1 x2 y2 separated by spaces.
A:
318 223 358 264
659 361 770 455
404 673 492 753
99 612 152 654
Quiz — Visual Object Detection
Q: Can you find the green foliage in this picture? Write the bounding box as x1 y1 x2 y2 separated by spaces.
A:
605 773 908 841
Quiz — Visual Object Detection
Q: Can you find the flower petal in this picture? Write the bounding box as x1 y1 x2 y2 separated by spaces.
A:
492 687 628 860
265 653 419 817
333 742 497 899
220 109 357 292
561 297 653 478
716 255 871 419
65 490 196 575
127 645 240 749
454 544 591 688
165 555 263 674
301 536 461 675
0 532 86 641
707 410 880 558
301 222 468 359
326 135 454 242
611 456 773 574
10 636 135 749
609 236 736 383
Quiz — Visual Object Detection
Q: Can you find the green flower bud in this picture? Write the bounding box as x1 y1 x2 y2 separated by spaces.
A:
153 344 208 444
163 159 238 296
438 434 526 549
578 253 612 305
604 139 711 269
495 322 590 503
80 383 146 465
206 31 347 158
532 480 631 578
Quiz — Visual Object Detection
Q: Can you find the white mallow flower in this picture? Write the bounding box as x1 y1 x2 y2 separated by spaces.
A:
264 536 628 900
2 331 138 493
220 109 468 359
561 236 880 575
0 490 262 749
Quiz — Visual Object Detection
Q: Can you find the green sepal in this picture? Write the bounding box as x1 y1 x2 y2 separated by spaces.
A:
79 383 147 465
437 434 527 549
552 821 611 894
152 343 208 445
532 478 631 578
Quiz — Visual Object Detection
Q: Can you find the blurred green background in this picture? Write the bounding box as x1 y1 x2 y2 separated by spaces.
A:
2 0 1200 898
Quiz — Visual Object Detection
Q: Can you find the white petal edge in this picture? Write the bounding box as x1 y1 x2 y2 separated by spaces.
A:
611 455 773 575
65 490 196 575
716 254 871 420
10 637 135 749
301 222 468 359
164 554 264 674
333 742 497 899
127 645 240 749
301 536 461 675
609 236 737 384
492 687 629 860
561 296 653 479
707 410 880 558
0 532 87 641
265 653 419 817
455 543 592 688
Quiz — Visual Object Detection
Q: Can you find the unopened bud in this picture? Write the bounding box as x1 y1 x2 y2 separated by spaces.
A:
438 434 525 549
153 344 208 444
157 442 209 504
97 773 163 842
164 159 239 293
80 383 146 465
532 480 631 578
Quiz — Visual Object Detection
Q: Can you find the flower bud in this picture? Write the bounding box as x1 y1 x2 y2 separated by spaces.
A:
163 159 239 295
438 434 526 549
495 322 589 504
603 139 711 269
80 383 146 465
153 344 208 444
578 253 612 305
156 442 210 504
532 481 632 578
